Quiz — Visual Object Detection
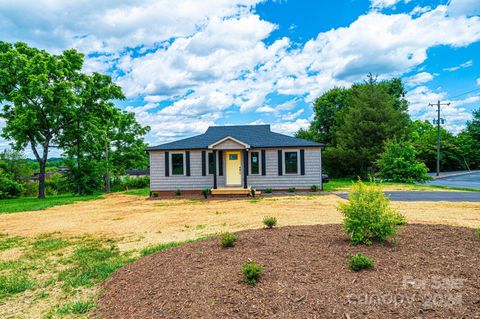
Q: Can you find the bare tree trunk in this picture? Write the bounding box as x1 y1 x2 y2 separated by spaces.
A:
30 140 48 199
38 159 46 199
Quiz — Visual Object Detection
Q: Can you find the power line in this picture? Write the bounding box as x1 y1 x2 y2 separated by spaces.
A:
448 87 480 100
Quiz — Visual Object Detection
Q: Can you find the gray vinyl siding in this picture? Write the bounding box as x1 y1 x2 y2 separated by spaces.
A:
248 148 322 190
150 150 225 190
149 147 322 191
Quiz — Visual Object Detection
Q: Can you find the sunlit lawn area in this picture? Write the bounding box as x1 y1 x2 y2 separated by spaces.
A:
0 191 479 318
0 194 103 214
322 178 479 192
0 232 192 318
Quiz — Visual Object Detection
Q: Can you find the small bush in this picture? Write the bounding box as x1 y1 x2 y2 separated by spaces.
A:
264 188 273 194
152 192 159 198
0 175 23 199
201 189 209 199
348 253 374 272
288 187 296 193
310 184 318 192
262 216 277 229
242 260 264 285
174 189 181 196
338 180 405 245
476 227 480 240
220 232 237 248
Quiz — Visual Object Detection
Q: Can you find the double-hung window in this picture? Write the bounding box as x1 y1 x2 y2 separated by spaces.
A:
208 152 215 174
250 151 260 174
284 151 299 174
171 153 185 175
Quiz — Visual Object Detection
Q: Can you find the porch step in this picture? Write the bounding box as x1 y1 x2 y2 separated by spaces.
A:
211 187 251 196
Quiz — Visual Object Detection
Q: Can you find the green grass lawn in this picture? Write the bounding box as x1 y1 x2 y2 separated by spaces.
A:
0 194 103 214
0 232 203 318
323 178 479 192
123 188 150 196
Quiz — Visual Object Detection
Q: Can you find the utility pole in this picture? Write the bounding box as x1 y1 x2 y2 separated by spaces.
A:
428 100 450 177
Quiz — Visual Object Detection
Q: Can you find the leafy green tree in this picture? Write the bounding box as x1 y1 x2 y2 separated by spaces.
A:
410 120 463 171
0 42 83 198
466 108 480 142
456 131 480 170
300 87 349 144
60 73 149 195
330 79 410 176
0 149 33 184
0 159 23 199
377 140 429 183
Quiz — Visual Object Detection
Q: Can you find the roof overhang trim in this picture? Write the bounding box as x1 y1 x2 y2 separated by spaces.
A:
208 136 251 149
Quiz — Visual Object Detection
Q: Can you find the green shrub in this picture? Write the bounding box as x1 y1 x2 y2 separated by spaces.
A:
201 189 209 199
310 184 318 192
0 174 23 199
152 192 159 198
476 227 480 240
264 188 273 194
262 216 277 229
242 260 264 285
288 187 296 193
45 172 70 195
220 232 237 248
377 140 430 183
338 180 405 245
348 253 374 271
174 189 181 196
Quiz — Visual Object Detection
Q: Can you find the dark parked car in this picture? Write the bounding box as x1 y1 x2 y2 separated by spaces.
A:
322 174 329 183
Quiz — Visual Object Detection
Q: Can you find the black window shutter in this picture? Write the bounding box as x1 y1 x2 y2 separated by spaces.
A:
201 151 206 176
218 151 223 176
261 150 266 176
300 149 305 175
164 151 169 177
186 151 190 176
277 150 283 176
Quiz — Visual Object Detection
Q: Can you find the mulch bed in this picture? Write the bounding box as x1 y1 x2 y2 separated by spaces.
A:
96 224 480 319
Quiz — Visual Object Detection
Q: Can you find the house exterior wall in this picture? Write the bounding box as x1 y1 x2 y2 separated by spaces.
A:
150 150 226 191
149 147 322 191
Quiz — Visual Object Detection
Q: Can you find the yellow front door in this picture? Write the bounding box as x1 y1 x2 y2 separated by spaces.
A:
226 151 242 186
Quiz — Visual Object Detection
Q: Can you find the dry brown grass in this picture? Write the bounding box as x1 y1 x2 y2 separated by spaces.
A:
1 193 479 318
0 194 342 251
1 193 478 251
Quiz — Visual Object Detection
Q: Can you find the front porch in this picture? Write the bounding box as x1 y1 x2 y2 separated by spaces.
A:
210 187 261 196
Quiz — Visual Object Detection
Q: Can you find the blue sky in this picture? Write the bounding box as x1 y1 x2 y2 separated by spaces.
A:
1 0 480 154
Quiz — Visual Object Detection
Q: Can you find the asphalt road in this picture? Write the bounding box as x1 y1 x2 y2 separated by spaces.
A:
336 191 480 202
425 171 480 190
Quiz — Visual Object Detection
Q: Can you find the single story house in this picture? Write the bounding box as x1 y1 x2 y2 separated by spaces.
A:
146 125 324 195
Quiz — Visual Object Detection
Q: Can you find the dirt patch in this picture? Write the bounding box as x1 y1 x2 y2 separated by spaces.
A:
96 224 480 319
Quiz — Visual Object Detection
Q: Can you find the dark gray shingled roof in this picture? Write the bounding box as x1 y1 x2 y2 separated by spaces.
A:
146 125 323 151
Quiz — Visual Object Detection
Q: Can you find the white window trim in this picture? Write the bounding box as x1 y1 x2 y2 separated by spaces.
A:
170 151 186 176
283 149 300 175
249 150 261 175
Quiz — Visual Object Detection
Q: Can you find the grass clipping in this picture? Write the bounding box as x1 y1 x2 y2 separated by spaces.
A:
338 180 406 245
